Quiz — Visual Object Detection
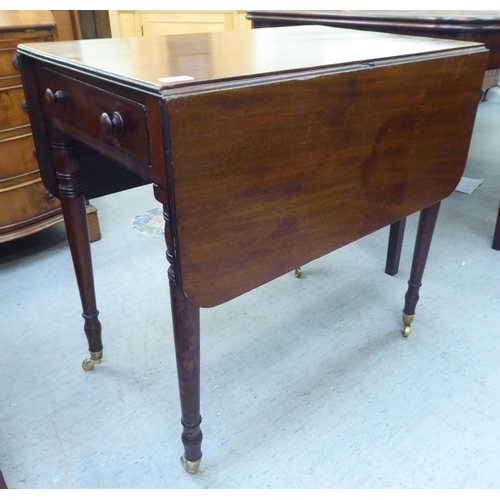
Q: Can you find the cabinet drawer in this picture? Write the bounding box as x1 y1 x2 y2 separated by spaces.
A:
0 131 38 179
0 85 29 130
0 46 19 78
39 69 150 165
0 36 52 78
0 176 60 232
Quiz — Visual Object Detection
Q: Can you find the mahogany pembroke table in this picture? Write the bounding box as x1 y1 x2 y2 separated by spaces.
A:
17 26 488 473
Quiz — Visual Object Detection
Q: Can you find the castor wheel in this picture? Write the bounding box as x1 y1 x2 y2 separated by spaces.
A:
181 454 202 474
82 350 103 371
402 311 415 338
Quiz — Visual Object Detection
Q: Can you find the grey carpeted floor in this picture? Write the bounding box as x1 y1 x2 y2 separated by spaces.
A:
1 95 499 489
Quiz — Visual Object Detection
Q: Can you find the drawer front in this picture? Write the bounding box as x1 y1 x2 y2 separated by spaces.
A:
0 85 29 130
0 36 53 78
0 176 61 232
0 131 38 179
39 69 150 165
0 46 19 78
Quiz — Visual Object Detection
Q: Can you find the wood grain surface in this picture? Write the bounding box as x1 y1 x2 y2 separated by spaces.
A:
17 26 488 307
18 25 485 91
248 11 500 69
166 51 487 307
0 10 55 33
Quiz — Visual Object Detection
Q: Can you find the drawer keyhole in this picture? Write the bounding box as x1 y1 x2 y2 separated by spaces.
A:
100 112 124 139
45 88 64 108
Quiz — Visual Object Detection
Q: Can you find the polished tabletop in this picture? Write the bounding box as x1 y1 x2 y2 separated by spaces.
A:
20 25 484 92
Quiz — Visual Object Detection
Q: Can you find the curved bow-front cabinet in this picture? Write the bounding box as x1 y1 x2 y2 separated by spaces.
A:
0 10 100 243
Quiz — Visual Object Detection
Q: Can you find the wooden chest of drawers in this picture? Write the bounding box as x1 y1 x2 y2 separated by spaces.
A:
0 10 100 243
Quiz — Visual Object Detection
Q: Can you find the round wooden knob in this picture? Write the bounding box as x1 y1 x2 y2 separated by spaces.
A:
100 112 113 138
44 191 56 202
45 89 64 108
100 111 124 139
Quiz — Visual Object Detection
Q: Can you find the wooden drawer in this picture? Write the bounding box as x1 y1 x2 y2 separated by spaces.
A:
0 84 29 130
0 176 61 232
39 68 150 165
0 45 19 78
0 130 38 179
0 36 53 78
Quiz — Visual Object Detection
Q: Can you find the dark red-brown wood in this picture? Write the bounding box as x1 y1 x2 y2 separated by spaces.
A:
164 201 202 465
168 269 202 465
50 128 102 355
248 10 500 69
16 26 488 472
165 52 486 307
248 11 500 254
386 218 407 276
493 202 500 250
404 202 441 316
0 470 7 489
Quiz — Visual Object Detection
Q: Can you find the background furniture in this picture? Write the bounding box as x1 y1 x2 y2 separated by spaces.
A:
109 10 251 38
247 10 500 91
51 10 112 41
248 10 500 259
18 25 487 473
76 11 111 39
0 10 100 243
50 10 82 41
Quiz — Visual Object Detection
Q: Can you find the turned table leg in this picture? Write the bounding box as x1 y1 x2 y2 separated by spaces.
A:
492 200 500 250
0 470 7 489
385 218 406 276
164 210 203 473
402 202 441 337
51 130 103 370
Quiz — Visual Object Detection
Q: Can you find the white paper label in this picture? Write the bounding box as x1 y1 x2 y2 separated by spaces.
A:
158 76 195 83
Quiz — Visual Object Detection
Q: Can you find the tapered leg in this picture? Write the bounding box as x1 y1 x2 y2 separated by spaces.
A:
169 274 202 473
0 470 7 489
402 202 441 337
51 130 103 369
164 210 203 473
492 200 500 250
385 218 406 276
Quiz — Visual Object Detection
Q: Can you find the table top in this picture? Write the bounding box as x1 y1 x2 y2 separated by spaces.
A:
18 25 485 93
246 12 500 70
18 26 488 307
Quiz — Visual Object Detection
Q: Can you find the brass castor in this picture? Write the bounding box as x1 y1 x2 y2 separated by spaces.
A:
82 350 103 371
294 267 302 278
402 311 415 338
181 454 202 474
